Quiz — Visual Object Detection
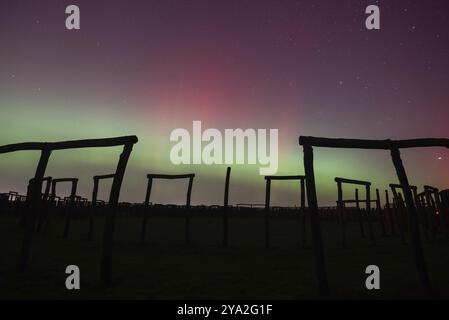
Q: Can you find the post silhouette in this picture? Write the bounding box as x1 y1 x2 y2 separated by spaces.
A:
223 167 231 247
385 189 396 235
90 174 115 240
336 180 346 248
264 178 271 249
30 176 52 232
376 189 386 236
18 149 51 271
424 185 441 239
100 141 137 286
301 143 329 296
390 148 432 295
417 190 431 241
390 184 412 242
440 190 449 237
335 177 374 246
300 178 307 248
366 185 375 245
355 188 365 238
49 178 78 239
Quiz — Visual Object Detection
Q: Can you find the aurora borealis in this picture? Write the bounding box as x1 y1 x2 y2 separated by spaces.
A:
0 0 448 206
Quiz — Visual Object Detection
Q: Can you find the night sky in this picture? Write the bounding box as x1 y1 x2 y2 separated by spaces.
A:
0 0 448 206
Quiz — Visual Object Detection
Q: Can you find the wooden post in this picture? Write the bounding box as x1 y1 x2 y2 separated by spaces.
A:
264 178 271 249
63 180 78 239
424 190 437 240
140 177 153 245
18 149 51 271
100 143 134 286
46 180 58 231
303 145 329 296
376 189 386 236
185 175 194 245
43 178 52 199
392 188 407 243
36 176 52 232
431 188 442 235
385 190 396 235
420 193 429 239
419 191 431 241
336 181 346 248
90 174 115 241
440 190 449 238
428 188 443 236
355 188 365 238
398 193 408 242
366 185 375 245
223 167 231 247
390 148 432 295
300 178 307 248
89 178 99 241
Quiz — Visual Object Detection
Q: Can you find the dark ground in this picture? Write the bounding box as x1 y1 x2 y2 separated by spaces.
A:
0 211 448 299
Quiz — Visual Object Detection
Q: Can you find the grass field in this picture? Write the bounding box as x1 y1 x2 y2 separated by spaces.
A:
0 210 448 299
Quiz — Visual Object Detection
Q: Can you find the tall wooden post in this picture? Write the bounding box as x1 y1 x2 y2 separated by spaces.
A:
390 148 432 295
440 190 449 237
223 167 231 247
89 178 99 241
366 185 375 245
300 178 307 248
355 188 365 238
18 149 51 271
63 180 78 239
264 178 271 249
185 176 194 245
376 189 386 236
392 189 407 243
424 190 437 240
385 190 396 235
141 177 153 245
303 145 329 296
100 144 133 286
36 177 52 233
337 182 346 248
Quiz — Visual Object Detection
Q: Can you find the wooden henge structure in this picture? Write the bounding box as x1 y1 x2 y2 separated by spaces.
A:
140 173 195 245
0 134 448 296
89 173 116 240
50 178 79 239
0 136 138 286
334 177 376 247
264 175 307 248
298 136 449 296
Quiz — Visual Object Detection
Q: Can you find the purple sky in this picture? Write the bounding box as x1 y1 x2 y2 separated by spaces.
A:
0 0 448 205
